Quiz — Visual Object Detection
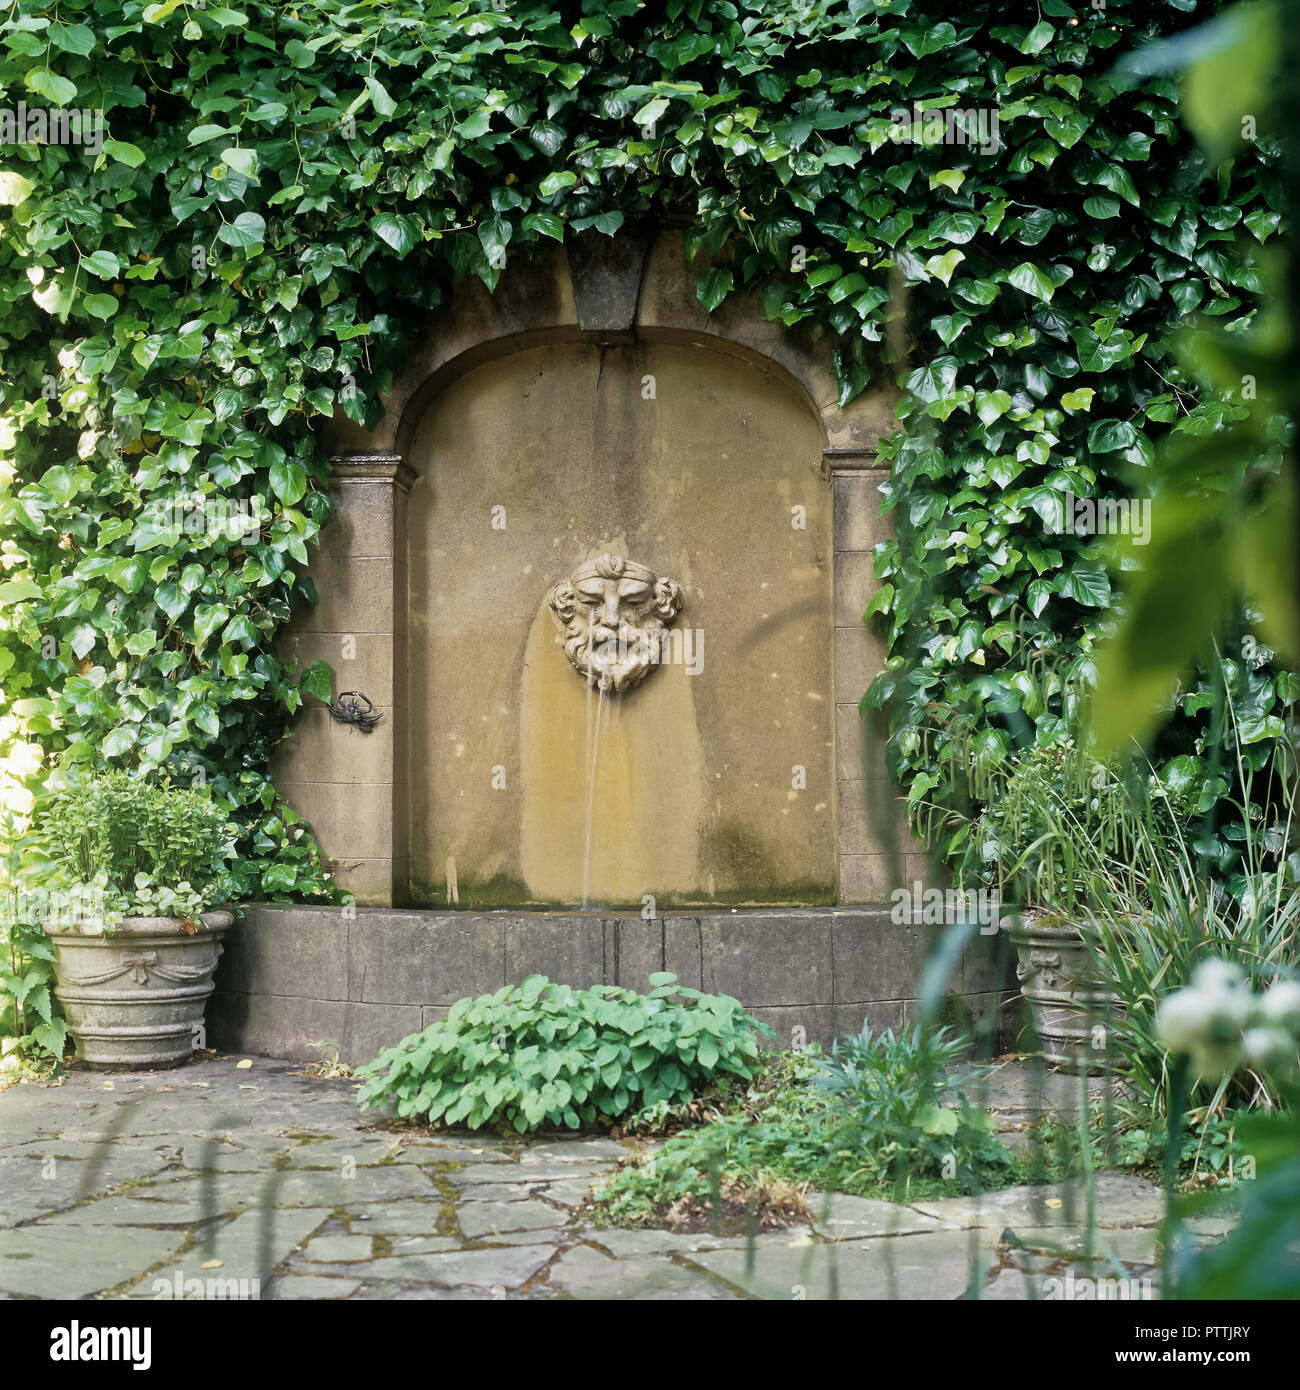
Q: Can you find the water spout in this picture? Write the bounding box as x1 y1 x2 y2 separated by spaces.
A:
581 681 606 909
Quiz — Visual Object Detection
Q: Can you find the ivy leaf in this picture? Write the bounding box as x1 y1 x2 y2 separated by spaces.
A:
522 212 565 242
1021 21 1055 55
365 76 398 117
218 212 266 250
269 458 307 505
696 267 733 314
371 212 419 258
906 359 959 404
1007 262 1056 302
0 171 33 205
1095 164 1140 207
1059 564 1111 608
538 170 578 198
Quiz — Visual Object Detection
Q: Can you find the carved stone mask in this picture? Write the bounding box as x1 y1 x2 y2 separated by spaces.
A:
548 554 683 693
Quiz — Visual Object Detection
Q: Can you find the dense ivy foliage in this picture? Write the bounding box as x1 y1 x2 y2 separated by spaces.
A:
0 0 1288 899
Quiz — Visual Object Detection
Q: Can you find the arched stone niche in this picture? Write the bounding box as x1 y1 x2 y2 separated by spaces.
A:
273 226 918 907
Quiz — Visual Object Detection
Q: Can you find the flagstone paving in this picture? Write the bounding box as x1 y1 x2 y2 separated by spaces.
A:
0 1057 1188 1300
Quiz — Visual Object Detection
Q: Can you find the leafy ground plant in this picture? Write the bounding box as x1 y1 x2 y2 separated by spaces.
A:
356 973 769 1133
591 1024 1017 1229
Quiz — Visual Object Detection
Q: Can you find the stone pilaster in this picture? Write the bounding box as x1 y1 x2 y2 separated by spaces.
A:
272 454 413 906
825 447 914 902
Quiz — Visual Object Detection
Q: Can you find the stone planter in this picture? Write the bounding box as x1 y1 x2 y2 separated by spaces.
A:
52 910 232 1069
1006 910 1123 1072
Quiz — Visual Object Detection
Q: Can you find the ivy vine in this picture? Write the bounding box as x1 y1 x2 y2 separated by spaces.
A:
0 0 1289 901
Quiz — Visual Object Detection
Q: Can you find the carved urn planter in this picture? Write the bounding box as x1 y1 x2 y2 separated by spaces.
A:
1006 910 1124 1073
52 911 232 1069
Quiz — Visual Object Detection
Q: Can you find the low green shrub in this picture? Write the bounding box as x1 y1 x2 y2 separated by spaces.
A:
356 973 770 1133
593 1023 1016 1226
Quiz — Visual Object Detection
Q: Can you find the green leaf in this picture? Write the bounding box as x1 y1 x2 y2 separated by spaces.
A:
538 170 578 198
371 213 419 258
0 171 34 205
696 267 733 314
82 293 119 320
1021 21 1055 55
269 458 307 505
1059 564 1111 608
26 69 77 104
522 211 565 242
217 212 266 250
102 139 146 168
1007 262 1056 302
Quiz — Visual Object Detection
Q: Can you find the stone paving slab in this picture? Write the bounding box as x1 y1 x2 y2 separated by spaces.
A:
0 1056 1202 1301
909 1174 1164 1231
0 1225 188 1299
690 1230 991 1301
458 1200 571 1240
547 1245 739 1300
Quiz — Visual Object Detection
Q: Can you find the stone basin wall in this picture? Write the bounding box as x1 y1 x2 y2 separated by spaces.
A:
209 904 1019 1066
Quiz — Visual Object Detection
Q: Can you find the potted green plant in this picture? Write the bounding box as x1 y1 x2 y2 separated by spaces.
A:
974 741 1191 1070
35 771 237 1069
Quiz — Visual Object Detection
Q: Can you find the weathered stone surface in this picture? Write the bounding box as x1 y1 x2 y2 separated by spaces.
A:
137 1162 437 1214
458 1200 568 1240
0 1058 1177 1301
691 1230 990 1301
547 1245 735 1300
449 1161 608 1186
566 227 650 335
341 1244 556 1289
811 1194 960 1240
520 1140 631 1164
535 1179 596 1209
143 1207 333 1295
909 1176 1165 1232
303 1234 374 1263
0 1146 177 1229
267 1274 361 1300
345 1205 450 1238
587 1226 811 1257
211 908 1017 1062
0 1225 187 1299
40 1196 202 1227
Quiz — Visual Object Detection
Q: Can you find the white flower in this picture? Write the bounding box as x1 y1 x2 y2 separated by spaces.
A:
1190 959 1247 993
1155 989 1214 1054
1260 980 1300 1032
1241 1026 1298 1071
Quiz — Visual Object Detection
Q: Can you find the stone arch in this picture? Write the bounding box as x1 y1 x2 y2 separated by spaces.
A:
274 224 906 906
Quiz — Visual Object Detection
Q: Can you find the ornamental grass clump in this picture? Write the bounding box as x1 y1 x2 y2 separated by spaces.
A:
356 973 770 1133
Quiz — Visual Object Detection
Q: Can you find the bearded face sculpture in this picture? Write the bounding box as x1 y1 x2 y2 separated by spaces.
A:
548 554 683 693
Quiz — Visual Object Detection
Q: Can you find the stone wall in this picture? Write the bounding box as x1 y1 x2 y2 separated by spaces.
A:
209 904 1019 1065
268 224 919 907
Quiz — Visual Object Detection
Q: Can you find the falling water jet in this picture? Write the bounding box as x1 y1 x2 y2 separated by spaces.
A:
581 680 606 909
